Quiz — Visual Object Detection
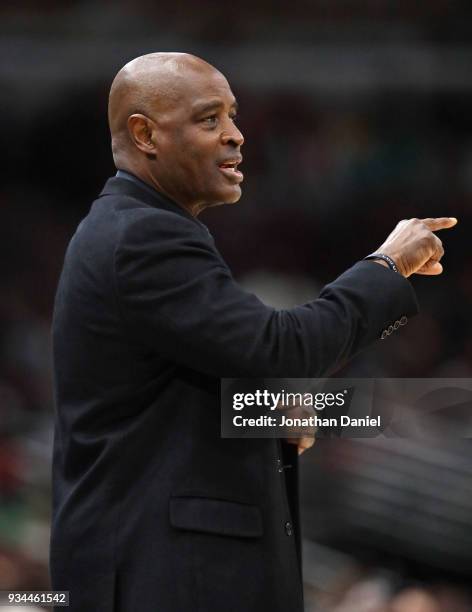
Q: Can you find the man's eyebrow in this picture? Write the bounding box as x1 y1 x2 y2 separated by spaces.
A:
192 99 239 115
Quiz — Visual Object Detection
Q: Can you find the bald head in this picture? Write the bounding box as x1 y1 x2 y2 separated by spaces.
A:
108 52 220 165
106 51 244 215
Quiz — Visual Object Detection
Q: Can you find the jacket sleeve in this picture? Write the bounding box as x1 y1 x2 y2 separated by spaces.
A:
114 209 419 378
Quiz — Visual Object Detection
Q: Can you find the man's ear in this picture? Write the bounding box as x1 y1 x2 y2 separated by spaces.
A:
127 114 157 155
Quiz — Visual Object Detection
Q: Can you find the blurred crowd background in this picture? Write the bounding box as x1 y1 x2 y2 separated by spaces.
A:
1 1 472 610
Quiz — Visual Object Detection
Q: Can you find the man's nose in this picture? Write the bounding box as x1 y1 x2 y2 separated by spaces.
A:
221 122 244 147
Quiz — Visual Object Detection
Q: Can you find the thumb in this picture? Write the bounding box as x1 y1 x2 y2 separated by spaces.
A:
297 437 315 455
415 259 443 275
421 217 458 232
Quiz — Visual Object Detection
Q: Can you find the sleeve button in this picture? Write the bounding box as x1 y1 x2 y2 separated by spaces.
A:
285 521 293 536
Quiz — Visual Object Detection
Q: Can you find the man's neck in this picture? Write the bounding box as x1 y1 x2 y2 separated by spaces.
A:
115 167 203 217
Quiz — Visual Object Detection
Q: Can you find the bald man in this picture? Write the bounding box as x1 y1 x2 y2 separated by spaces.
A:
50 52 456 612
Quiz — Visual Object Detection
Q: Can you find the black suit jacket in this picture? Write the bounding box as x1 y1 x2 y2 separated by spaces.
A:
50 175 418 612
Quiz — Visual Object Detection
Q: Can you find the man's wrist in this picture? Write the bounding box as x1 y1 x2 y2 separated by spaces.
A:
368 258 389 270
364 253 400 274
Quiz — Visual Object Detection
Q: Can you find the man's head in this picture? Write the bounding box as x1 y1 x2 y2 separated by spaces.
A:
108 52 244 216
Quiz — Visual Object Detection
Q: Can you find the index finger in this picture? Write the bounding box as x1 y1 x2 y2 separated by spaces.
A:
421 217 458 231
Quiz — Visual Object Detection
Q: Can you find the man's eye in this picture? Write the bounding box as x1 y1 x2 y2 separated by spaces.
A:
230 114 238 123
203 115 218 126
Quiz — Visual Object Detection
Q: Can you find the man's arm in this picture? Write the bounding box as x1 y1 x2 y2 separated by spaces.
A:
113 209 421 378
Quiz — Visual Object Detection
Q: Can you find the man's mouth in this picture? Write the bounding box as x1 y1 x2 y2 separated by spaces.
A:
218 158 244 183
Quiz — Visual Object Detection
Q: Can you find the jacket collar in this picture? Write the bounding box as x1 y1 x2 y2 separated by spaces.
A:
99 172 199 225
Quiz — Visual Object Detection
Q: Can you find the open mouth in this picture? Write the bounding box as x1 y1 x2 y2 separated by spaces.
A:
218 159 244 182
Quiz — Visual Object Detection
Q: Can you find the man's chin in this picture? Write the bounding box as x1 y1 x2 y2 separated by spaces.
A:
204 186 242 209
222 185 242 205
